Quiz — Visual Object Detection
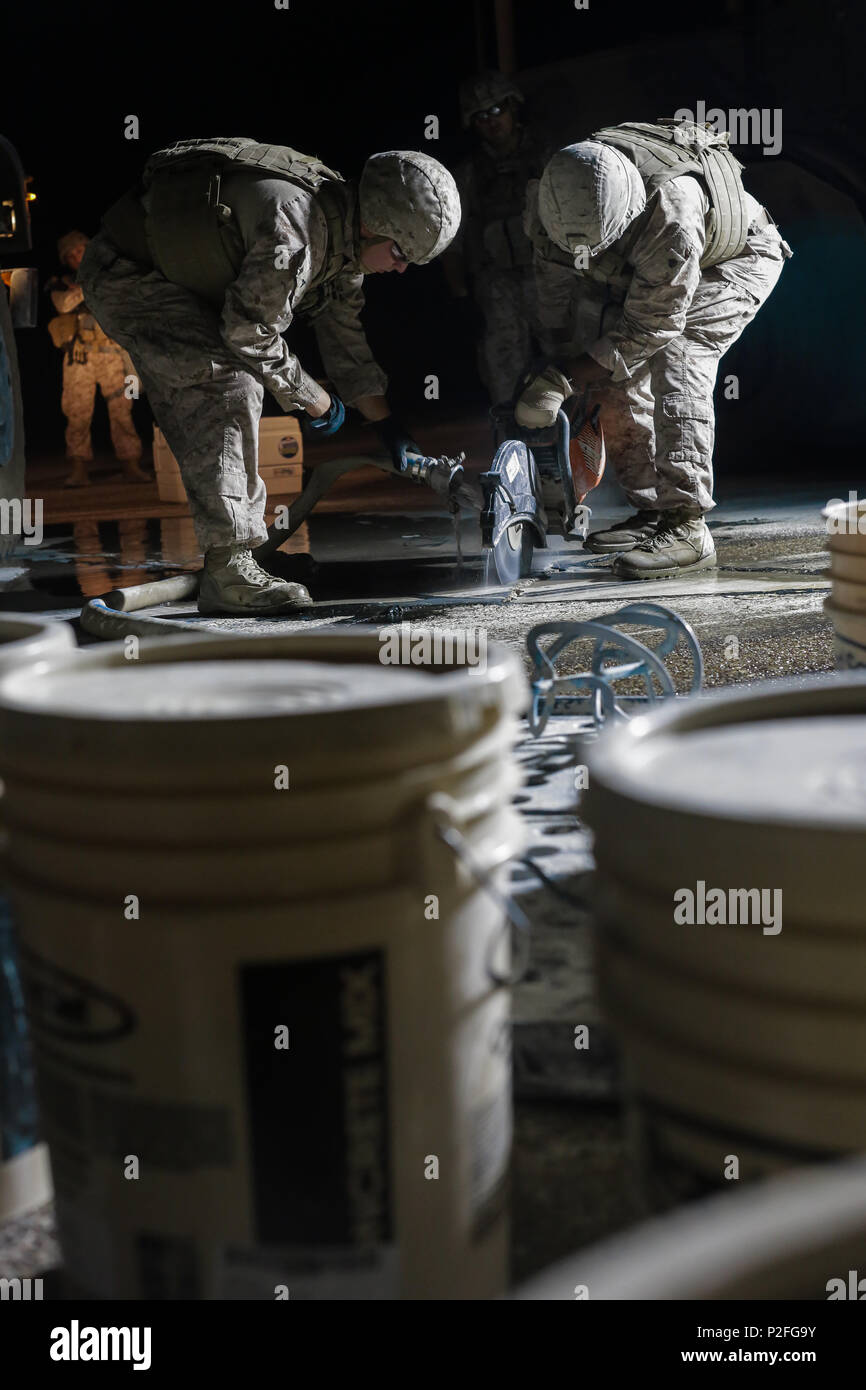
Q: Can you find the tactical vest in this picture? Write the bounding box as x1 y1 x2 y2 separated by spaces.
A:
104 137 352 305
592 120 751 269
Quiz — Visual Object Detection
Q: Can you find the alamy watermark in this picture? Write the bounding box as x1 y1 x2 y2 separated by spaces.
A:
674 880 782 935
827 1270 866 1299
0 497 42 546
674 101 782 157
50 1321 151 1370
379 622 487 671
825 491 866 534
0 1276 43 1300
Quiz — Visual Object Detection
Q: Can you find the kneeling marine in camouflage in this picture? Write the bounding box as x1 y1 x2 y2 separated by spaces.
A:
80 138 461 613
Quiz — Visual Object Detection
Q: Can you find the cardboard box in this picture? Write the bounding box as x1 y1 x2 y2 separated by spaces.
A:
153 416 304 505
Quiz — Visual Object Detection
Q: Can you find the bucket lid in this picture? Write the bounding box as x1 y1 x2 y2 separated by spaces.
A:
8 656 436 719
587 672 866 829
0 628 527 790
515 1156 866 1300
0 614 74 673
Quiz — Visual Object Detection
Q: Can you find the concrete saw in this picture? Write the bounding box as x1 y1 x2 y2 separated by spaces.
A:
78 394 607 637
481 395 606 585
480 439 546 584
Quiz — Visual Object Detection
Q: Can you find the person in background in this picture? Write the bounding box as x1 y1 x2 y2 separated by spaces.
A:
443 71 544 405
46 230 146 487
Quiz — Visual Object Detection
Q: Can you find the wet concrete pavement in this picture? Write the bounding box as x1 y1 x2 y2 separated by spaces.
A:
4 469 841 688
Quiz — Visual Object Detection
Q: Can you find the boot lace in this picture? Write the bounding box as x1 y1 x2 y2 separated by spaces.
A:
231 549 274 585
643 516 699 551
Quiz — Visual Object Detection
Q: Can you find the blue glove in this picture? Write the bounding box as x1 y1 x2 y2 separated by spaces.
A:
374 414 424 473
306 392 345 437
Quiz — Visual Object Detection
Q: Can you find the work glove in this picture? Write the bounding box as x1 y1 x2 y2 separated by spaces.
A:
374 414 425 474
514 364 574 430
304 391 345 438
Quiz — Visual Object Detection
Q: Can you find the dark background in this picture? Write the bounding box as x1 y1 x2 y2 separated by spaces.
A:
4 0 866 467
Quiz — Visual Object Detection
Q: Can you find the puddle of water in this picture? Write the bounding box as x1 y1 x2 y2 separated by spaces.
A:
5 516 317 603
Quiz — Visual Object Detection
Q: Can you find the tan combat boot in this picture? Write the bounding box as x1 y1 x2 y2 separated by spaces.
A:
612 510 716 580
584 509 661 554
198 545 312 616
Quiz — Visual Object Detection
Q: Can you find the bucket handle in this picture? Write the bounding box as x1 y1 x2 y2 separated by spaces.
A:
426 792 531 987
427 792 594 989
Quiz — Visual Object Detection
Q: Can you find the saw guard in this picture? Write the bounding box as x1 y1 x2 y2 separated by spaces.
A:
490 393 605 546
480 439 547 552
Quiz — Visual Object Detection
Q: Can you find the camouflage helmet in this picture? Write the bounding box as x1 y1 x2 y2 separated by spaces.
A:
538 142 646 262
57 229 90 265
359 151 461 264
460 70 524 128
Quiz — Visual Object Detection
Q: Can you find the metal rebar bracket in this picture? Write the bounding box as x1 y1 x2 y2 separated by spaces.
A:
525 601 704 737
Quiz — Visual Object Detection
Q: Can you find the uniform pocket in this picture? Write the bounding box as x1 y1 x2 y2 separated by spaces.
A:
216 419 257 500
661 392 714 463
715 229 785 306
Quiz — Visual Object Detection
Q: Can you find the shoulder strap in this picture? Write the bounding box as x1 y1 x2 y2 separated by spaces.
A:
593 121 750 267
144 138 344 192
224 142 345 188
142 139 350 303
593 123 704 193
307 181 352 287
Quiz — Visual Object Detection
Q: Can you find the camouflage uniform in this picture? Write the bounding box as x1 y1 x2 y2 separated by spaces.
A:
79 169 392 550
529 176 791 513
452 127 543 405
48 276 142 466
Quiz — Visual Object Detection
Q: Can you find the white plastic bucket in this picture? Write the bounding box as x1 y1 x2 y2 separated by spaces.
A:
583 672 866 1186
515 1155 866 1300
596 929 866 1083
585 678 866 929
0 614 75 1224
824 597 866 669
608 1016 866 1154
0 629 527 1299
828 550 866 583
829 577 866 614
593 872 866 1007
0 614 77 672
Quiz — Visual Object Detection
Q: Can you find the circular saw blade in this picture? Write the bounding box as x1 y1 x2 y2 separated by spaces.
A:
487 520 535 585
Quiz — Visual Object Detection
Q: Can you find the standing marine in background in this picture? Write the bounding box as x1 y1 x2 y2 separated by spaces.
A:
443 72 544 405
46 231 146 487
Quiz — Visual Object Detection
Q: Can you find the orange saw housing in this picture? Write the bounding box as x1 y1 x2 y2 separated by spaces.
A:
568 402 606 502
